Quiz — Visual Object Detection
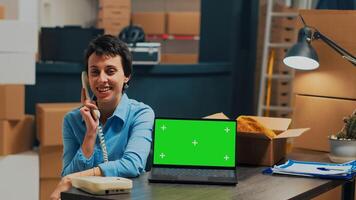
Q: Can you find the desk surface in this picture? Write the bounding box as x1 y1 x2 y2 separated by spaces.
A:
61 149 348 200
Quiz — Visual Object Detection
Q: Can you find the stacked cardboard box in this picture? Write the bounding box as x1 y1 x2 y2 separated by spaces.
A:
132 12 165 35
271 5 298 118
0 3 39 199
256 2 298 118
167 12 200 35
97 0 131 36
131 0 201 64
0 4 4 19
292 95 356 151
0 0 37 85
36 103 81 200
292 10 356 151
0 85 37 200
163 12 200 64
161 39 199 64
291 10 356 200
131 11 200 64
0 85 35 155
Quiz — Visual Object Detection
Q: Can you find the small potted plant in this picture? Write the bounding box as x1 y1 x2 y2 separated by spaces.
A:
329 110 356 163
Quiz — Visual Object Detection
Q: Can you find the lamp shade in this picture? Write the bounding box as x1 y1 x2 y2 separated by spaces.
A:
283 27 320 70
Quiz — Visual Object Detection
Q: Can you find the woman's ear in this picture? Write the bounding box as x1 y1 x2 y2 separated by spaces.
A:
124 76 131 83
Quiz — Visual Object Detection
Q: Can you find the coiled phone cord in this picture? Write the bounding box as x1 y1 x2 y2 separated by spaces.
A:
93 110 108 163
97 124 109 163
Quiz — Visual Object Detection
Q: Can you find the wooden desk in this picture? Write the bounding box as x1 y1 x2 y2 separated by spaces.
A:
61 149 355 200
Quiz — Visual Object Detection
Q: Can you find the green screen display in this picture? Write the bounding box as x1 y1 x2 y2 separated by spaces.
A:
153 119 236 167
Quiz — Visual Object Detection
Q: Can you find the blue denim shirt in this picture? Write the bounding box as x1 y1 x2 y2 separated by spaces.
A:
61 93 154 177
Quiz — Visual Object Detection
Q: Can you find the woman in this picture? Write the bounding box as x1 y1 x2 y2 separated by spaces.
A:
50 35 154 199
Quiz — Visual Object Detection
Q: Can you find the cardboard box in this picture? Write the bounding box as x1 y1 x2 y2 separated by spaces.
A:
293 10 356 100
0 5 4 19
131 0 165 12
132 12 166 34
0 85 24 120
36 103 81 146
99 0 131 9
0 151 39 200
0 115 35 155
206 113 309 166
292 95 356 152
0 53 35 84
165 39 199 54
132 0 200 12
167 12 200 35
0 20 37 52
40 146 62 178
165 0 201 12
236 116 309 166
0 0 39 22
97 18 130 31
98 8 130 20
40 178 61 200
162 53 198 64
271 27 297 43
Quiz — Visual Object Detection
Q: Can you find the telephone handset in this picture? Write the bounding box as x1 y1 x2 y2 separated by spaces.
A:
81 71 109 163
81 72 100 120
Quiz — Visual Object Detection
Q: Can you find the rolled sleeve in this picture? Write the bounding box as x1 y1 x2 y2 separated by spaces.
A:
61 115 99 176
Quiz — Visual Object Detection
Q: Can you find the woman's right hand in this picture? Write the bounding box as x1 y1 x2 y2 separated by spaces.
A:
80 88 100 158
80 88 99 136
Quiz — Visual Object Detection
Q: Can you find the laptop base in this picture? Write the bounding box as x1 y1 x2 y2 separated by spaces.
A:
148 174 237 185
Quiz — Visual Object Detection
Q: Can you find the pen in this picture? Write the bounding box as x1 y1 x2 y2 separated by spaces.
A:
317 167 346 171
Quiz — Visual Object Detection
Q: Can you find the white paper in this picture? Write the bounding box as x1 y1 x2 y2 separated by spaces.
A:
274 162 351 176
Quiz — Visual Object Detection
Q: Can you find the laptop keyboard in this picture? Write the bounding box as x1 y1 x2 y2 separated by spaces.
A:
152 168 235 178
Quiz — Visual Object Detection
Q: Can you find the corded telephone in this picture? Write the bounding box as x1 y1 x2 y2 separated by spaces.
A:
81 71 108 163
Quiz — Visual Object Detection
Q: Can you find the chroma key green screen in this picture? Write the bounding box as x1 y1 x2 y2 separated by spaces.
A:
153 119 236 167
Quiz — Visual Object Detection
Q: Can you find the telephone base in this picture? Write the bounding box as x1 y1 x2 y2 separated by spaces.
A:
71 176 133 195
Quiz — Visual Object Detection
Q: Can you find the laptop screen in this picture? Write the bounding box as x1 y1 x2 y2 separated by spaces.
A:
153 118 236 167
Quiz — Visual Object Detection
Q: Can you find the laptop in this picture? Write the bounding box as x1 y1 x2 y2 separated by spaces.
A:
148 118 237 185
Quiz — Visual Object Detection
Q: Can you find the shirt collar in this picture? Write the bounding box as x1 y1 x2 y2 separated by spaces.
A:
111 93 129 124
81 93 129 124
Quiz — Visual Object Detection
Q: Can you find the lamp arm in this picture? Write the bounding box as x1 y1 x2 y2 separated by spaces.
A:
313 31 356 66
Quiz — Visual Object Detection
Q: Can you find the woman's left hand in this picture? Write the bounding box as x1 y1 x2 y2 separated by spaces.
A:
50 177 72 200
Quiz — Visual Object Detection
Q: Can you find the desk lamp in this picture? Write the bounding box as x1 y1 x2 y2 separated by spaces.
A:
283 15 356 70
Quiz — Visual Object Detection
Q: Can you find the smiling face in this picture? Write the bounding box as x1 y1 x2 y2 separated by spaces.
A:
87 53 130 106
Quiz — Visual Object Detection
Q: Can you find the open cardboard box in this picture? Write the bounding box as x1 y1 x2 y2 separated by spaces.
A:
205 113 310 166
